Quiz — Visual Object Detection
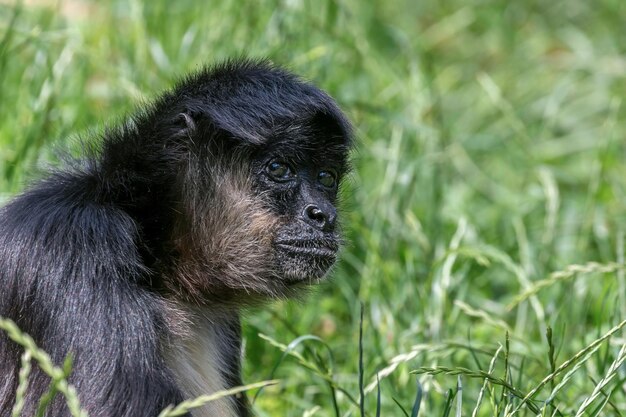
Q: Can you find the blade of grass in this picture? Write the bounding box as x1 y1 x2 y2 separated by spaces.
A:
0 317 87 417
157 380 279 417
574 343 626 416
411 379 423 417
359 302 365 417
472 344 502 417
11 350 32 417
511 318 626 414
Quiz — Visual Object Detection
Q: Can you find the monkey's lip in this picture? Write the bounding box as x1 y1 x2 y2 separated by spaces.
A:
275 240 338 258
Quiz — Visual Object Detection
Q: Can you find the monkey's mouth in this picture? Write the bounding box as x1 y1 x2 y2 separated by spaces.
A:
274 238 339 283
275 239 339 259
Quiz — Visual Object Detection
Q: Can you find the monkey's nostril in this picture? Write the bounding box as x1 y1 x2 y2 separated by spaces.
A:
306 205 325 222
303 204 336 232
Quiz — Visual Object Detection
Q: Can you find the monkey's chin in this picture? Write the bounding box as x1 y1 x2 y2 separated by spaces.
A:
274 243 337 284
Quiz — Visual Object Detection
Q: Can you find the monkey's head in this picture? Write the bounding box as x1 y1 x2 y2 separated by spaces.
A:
120 60 352 303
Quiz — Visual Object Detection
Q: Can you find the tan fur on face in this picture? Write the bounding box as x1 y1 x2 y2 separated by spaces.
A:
168 156 284 303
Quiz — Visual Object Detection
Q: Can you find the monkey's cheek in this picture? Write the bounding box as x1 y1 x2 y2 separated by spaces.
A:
274 247 337 284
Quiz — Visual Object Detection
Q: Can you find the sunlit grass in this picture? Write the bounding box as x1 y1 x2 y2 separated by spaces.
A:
1 0 626 415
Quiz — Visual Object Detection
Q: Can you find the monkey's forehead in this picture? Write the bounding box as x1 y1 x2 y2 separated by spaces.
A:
257 128 352 170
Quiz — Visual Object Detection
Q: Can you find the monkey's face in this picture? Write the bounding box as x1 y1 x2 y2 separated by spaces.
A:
254 159 341 284
252 129 349 286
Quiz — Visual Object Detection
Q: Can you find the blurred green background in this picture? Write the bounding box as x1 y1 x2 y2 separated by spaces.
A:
1 0 626 416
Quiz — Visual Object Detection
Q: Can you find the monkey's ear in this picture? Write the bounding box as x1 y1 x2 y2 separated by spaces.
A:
170 112 197 138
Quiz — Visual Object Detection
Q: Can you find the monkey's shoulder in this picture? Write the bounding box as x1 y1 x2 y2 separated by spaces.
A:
0 171 143 280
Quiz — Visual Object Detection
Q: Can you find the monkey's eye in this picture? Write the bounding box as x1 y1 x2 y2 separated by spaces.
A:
266 160 295 181
317 170 337 188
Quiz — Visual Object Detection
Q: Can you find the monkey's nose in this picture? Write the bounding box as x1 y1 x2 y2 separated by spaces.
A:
303 204 336 232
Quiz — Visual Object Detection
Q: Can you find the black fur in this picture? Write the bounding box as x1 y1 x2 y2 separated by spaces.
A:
0 59 352 416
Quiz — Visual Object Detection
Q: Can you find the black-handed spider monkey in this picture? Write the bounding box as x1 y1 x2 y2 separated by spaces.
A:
0 59 353 417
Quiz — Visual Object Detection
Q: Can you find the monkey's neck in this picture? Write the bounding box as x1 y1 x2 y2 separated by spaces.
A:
164 307 247 417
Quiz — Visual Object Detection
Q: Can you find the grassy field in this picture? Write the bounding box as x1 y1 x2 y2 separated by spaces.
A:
2 0 626 416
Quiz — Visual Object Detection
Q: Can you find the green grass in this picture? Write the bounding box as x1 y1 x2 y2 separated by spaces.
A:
2 0 626 415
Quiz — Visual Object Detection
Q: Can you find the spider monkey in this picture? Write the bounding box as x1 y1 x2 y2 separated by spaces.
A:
0 59 353 417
